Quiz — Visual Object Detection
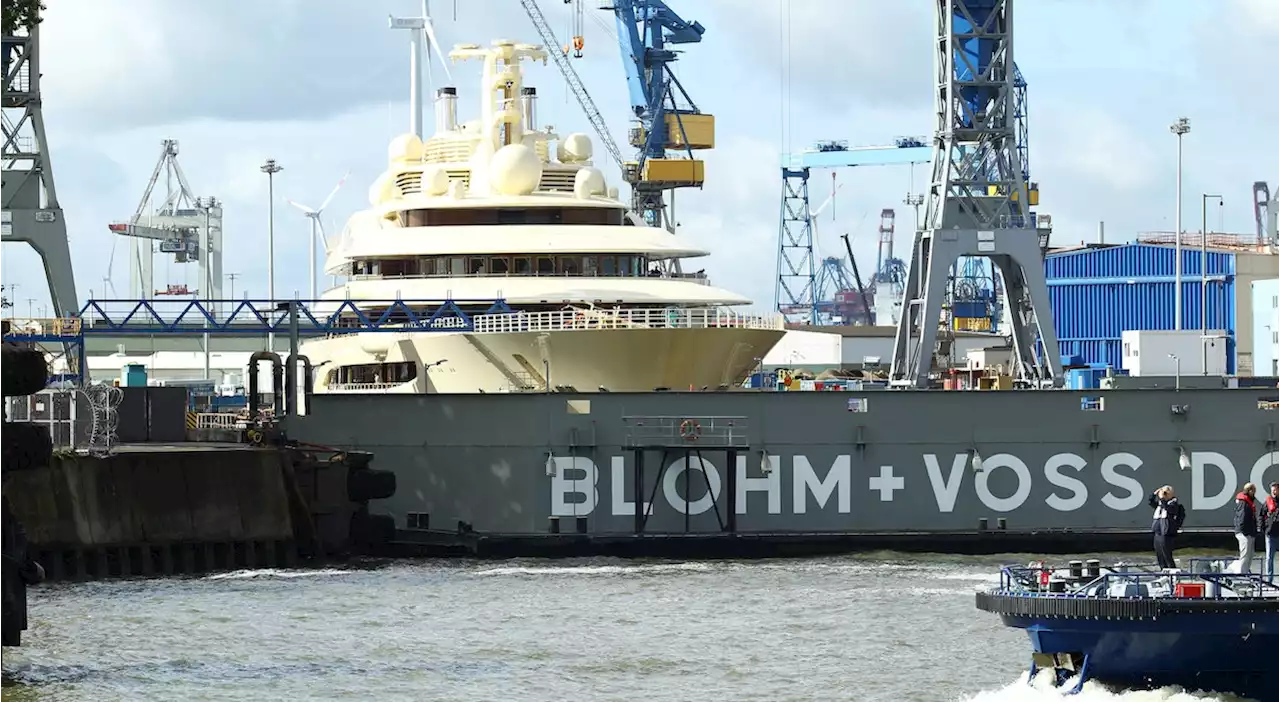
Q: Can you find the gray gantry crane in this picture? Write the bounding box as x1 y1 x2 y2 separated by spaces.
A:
2 19 78 317
106 140 223 311
889 0 1062 388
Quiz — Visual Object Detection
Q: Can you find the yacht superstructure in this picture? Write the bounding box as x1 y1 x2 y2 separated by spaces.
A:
302 39 784 393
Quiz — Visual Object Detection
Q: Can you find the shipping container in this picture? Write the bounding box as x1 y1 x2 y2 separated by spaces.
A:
1044 243 1237 371
1120 329 1229 377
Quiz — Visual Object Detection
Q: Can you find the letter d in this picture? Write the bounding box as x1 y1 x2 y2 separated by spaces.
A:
1190 451 1235 511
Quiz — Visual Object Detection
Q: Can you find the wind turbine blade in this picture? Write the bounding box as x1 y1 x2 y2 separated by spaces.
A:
809 182 844 219
316 219 332 255
285 199 316 215
423 17 453 82
318 171 351 213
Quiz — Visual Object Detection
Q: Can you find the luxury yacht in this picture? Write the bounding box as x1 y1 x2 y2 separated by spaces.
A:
302 39 784 393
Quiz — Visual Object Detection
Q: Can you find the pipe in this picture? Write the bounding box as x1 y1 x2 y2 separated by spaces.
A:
286 301 300 419
436 86 457 132
1097 221 1105 245
247 351 283 419
288 354 315 416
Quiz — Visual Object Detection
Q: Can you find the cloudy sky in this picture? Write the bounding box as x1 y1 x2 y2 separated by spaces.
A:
2 0 1277 317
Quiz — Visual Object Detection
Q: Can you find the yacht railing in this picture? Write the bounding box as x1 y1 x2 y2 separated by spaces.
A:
471 307 784 334
345 271 713 286
325 382 404 392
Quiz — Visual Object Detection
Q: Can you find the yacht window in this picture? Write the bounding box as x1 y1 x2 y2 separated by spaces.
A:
490 256 510 274
469 257 487 275
402 207 624 226
618 256 632 276
558 257 580 275
584 256 598 276
450 257 465 275
536 256 555 274
514 257 532 274
600 256 617 276
434 258 448 275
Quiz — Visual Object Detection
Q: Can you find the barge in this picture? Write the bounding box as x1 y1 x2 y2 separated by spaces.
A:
975 557 1278 700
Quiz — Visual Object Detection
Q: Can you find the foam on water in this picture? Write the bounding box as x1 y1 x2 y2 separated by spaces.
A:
472 562 714 577
203 568 351 581
962 672 1250 702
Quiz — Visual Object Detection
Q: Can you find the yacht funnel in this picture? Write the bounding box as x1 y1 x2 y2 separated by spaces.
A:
520 87 538 133
436 86 458 132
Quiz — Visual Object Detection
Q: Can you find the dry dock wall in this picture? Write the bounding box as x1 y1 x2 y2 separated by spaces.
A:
291 389 1280 546
4 447 296 579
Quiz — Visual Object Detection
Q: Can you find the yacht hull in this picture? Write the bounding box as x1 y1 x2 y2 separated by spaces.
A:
303 327 786 393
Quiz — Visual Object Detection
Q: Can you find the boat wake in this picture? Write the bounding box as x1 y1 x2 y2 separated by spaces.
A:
203 568 351 581
964 671 1255 702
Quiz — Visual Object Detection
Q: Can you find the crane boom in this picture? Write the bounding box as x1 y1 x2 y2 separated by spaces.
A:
516 0 624 172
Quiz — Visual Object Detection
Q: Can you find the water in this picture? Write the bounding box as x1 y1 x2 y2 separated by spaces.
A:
0 554 1250 702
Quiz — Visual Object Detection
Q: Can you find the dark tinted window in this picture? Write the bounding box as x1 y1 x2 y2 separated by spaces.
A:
402 207 623 227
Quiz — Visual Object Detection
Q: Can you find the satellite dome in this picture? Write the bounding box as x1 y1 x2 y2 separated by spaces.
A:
489 144 543 196
368 172 396 206
558 133 593 164
573 167 606 199
421 165 450 196
387 134 424 164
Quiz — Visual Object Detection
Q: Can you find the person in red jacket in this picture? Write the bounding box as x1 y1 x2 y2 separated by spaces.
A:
1232 483 1259 574
1260 482 1279 582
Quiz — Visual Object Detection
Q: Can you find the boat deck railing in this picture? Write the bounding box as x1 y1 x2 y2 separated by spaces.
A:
993 558 1278 600
471 307 784 334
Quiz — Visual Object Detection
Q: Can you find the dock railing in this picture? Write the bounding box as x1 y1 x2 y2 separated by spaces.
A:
621 415 750 449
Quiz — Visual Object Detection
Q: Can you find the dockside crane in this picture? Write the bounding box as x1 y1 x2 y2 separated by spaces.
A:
776 36 1045 334
105 140 223 310
520 0 712 258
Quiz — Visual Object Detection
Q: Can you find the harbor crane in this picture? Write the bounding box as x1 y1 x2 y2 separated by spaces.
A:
105 140 223 310
890 0 1061 388
519 0 713 253
776 35 1043 334
2 19 78 317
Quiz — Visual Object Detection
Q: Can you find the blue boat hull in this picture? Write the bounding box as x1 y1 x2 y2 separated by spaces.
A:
1001 613 1278 701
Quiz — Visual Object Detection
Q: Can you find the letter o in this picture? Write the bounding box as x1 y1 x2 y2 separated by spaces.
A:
975 454 1032 512
1250 452 1279 491
663 456 722 515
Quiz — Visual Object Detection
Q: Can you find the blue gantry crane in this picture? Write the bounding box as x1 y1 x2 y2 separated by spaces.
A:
609 0 713 235
521 0 713 243
775 20 1041 331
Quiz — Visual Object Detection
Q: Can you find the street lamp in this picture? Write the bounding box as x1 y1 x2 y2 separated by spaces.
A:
260 159 283 351
1168 352 1181 391
1170 117 1190 330
1200 194 1223 375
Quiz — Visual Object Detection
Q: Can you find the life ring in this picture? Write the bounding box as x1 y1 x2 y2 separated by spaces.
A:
679 419 702 441
247 429 264 446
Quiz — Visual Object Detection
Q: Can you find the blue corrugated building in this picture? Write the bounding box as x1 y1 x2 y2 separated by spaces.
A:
1044 243 1237 372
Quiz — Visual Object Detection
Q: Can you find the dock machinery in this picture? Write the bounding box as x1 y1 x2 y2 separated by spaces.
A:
889 0 1061 388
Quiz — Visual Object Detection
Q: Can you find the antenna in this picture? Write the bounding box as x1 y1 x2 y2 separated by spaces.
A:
389 0 453 138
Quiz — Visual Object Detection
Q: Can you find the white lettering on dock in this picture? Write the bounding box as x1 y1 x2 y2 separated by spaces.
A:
792 456 851 514
547 451 1279 517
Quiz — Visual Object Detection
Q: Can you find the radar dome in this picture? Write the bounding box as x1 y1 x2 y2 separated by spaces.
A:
448 179 467 199
368 172 396 206
387 133 424 164
421 165 450 196
573 167 606 199
489 144 543 196
558 133 593 164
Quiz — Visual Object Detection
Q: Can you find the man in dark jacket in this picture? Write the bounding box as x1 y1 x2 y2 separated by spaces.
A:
1148 485 1185 569
1232 482 1259 574
1260 482 1279 582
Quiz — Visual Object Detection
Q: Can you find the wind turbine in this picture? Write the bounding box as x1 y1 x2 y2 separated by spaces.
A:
286 171 349 300
389 0 453 138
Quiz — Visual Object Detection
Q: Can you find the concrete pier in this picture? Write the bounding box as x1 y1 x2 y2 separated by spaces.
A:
3 443 397 582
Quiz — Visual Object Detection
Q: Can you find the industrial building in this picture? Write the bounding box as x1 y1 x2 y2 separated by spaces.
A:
1252 278 1279 377
1045 241 1278 375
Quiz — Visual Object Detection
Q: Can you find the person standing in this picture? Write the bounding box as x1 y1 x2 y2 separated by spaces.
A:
1148 485 1185 569
1232 482 1260 574
1259 482 1279 582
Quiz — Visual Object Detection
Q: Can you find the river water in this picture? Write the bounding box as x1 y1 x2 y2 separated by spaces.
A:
0 553 1251 702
